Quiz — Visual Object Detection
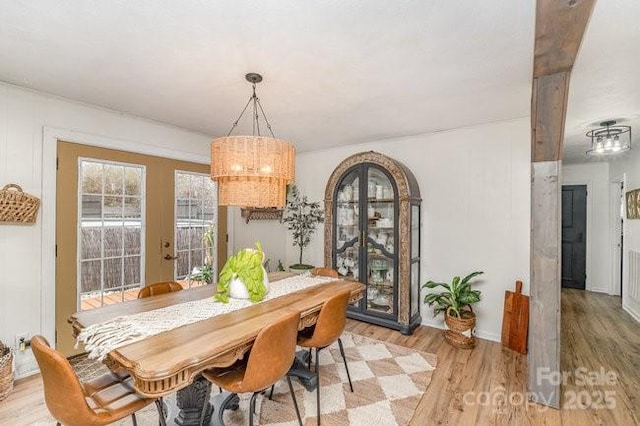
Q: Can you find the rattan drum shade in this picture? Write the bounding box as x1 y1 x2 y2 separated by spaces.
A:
211 135 295 208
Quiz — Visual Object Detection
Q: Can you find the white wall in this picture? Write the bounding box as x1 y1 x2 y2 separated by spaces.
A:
562 162 612 293
285 118 531 341
610 149 640 321
0 83 211 377
230 209 288 270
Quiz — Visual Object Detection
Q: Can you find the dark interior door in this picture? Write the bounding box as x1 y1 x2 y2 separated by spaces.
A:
561 185 587 289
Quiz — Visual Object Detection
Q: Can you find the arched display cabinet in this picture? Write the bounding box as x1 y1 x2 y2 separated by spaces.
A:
324 151 422 334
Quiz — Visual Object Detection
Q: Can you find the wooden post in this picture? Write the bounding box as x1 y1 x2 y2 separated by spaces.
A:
529 0 596 408
529 161 562 407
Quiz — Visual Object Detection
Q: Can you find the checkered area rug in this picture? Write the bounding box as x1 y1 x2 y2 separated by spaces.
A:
68 332 436 426
259 332 437 426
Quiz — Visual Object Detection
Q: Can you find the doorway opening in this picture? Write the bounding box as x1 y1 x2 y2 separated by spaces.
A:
55 141 227 355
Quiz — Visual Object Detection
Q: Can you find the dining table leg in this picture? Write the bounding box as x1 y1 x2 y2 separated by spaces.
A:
175 374 213 425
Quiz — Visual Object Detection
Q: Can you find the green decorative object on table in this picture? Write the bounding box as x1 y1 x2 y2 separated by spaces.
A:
215 242 268 303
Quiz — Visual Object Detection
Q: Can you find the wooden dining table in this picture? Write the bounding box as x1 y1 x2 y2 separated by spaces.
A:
69 272 364 425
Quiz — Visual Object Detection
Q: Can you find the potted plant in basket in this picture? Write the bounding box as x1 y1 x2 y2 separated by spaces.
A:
283 185 324 274
423 271 483 349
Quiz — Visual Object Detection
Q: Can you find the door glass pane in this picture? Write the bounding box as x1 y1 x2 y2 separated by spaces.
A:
335 169 359 256
366 242 394 315
411 205 420 259
104 164 124 195
175 171 218 285
365 166 395 315
78 158 145 311
411 261 420 316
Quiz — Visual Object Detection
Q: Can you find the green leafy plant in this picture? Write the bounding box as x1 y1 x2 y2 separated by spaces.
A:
189 225 216 284
214 242 266 303
189 264 213 284
203 225 215 268
277 260 285 272
422 271 483 318
283 185 324 268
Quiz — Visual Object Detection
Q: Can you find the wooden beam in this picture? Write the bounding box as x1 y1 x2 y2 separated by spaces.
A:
534 0 597 77
529 0 596 409
531 72 571 162
529 161 562 408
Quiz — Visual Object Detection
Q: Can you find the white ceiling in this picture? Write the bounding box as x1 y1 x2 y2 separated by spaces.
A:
0 0 535 152
564 0 640 164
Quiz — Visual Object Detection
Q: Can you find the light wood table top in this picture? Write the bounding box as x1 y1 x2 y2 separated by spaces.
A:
69 273 364 398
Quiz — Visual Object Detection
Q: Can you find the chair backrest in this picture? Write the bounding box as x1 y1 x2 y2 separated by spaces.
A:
310 267 339 278
31 336 97 425
137 281 184 298
307 288 351 348
242 310 301 392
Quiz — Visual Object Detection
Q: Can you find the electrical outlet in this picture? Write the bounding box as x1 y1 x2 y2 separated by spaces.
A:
15 333 30 351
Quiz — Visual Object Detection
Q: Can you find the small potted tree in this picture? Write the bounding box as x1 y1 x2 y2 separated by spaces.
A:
283 185 324 274
423 271 483 349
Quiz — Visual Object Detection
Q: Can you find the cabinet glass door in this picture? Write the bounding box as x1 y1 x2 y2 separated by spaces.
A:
335 169 361 283
365 166 396 316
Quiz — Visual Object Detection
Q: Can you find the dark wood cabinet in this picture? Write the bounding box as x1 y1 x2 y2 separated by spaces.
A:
324 151 422 334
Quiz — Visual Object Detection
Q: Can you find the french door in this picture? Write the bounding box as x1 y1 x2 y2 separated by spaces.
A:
55 141 227 355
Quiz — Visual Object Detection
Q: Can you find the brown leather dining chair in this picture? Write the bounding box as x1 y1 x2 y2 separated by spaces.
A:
310 267 339 278
137 281 183 299
31 335 166 426
297 288 353 424
199 310 303 426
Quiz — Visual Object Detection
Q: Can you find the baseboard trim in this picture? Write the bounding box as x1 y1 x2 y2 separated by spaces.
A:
420 319 501 343
622 302 640 324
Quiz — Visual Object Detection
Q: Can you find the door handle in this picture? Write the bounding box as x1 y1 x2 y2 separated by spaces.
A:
164 254 178 260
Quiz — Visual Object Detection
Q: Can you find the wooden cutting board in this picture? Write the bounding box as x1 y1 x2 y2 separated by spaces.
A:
501 280 529 354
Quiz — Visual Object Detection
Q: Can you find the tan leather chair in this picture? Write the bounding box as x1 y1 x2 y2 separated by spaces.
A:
31 335 165 426
137 281 183 299
310 267 339 278
199 310 303 426
298 289 353 424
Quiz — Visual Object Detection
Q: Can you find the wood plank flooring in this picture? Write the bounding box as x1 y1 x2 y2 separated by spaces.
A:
79 279 205 311
1 289 637 425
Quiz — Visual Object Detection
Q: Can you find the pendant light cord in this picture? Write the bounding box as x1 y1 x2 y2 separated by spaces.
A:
225 81 277 138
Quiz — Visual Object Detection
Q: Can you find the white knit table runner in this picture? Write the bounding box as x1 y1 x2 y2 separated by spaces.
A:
77 274 336 361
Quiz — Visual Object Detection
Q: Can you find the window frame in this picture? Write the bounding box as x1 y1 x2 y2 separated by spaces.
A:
76 157 147 310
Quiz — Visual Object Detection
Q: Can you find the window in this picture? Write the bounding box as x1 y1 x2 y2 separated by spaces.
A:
175 171 218 282
78 159 145 310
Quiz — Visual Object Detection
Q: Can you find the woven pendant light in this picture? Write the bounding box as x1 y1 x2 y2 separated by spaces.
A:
211 74 295 208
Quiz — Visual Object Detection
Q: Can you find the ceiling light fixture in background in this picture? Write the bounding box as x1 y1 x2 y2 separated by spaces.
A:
211 73 295 208
586 120 631 156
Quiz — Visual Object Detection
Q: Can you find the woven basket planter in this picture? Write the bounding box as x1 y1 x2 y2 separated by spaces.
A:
0 184 40 224
0 341 14 402
444 307 476 349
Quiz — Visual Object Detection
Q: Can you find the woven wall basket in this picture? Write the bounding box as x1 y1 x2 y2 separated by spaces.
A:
0 184 40 224
0 341 14 402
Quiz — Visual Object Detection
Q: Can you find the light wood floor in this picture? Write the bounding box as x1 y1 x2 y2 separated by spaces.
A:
79 280 205 310
1 289 638 425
